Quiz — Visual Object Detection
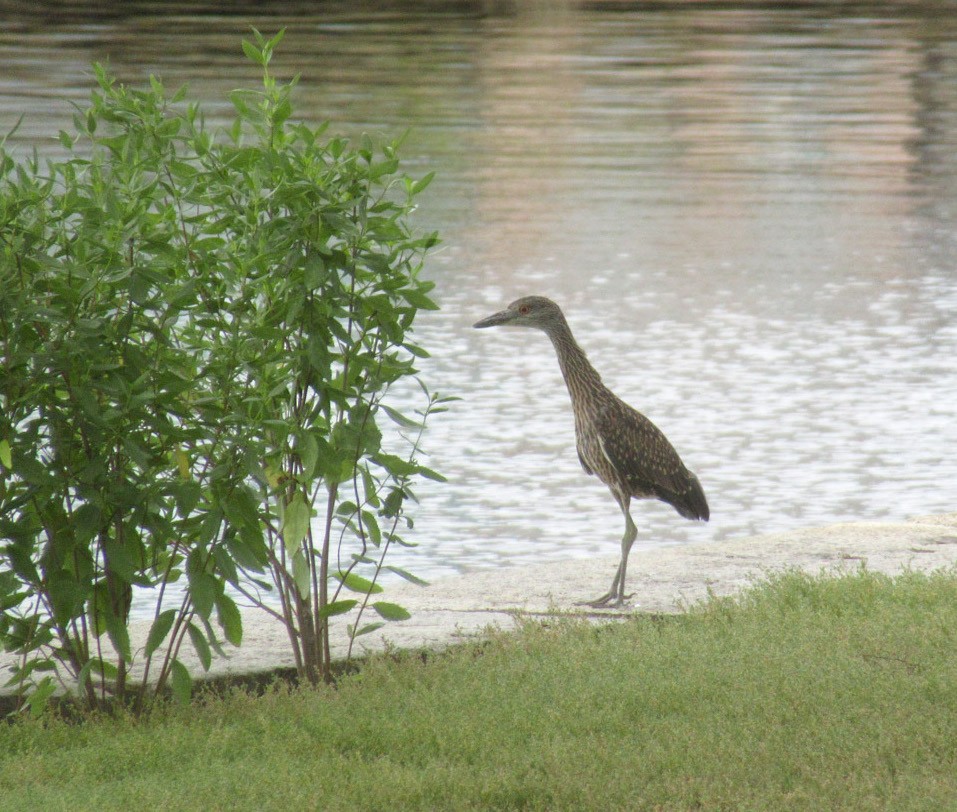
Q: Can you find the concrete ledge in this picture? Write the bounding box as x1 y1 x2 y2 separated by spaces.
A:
4 513 956 691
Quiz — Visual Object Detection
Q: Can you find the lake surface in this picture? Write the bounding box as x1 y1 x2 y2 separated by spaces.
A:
3 1 956 594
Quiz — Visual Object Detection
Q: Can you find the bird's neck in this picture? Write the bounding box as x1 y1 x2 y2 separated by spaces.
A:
545 319 605 409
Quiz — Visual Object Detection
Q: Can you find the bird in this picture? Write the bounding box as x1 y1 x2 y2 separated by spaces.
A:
473 295 709 608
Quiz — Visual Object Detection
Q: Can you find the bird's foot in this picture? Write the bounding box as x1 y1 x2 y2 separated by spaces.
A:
576 592 635 610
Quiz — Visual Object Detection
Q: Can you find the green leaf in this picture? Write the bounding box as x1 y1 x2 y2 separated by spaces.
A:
173 481 202 518
196 510 224 546
336 571 384 594
350 621 385 638
0 439 11 469
379 404 424 430
145 609 176 657
241 38 263 66
361 466 380 508
225 533 268 572
85 658 119 681
103 538 136 583
336 501 358 516
372 601 411 621
213 544 239 585
5 658 54 688
292 550 311 599
47 570 85 626
73 502 103 543
370 453 417 478
23 677 56 718
229 89 254 118
385 565 429 587
304 253 326 289
317 599 358 618
170 659 192 704
216 593 243 646
282 493 312 556
417 465 447 483
104 608 131 662
360 510 381 545
223 485 260 530
189 572 219 620
262 27 285 57
402 288 439 311
368 157 400 181
187 622 212 671
382 487 406 518
297 430 319 480
411 171 435 195
76 659 97 694
200 616 228 659
403 342 431 359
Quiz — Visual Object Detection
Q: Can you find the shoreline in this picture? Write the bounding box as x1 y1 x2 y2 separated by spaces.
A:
3 512 956 693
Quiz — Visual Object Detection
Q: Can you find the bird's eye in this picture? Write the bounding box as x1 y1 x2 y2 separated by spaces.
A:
519 305 530 315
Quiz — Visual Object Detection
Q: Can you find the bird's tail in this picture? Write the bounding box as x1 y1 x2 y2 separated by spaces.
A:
674 472 710 522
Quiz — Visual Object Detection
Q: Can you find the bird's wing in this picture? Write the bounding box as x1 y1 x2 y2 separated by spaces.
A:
595 399 693 500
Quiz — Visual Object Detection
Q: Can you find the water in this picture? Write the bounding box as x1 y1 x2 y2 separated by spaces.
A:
3 1 956 596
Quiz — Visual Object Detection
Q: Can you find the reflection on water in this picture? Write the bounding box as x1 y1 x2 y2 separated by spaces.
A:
2 1 956 597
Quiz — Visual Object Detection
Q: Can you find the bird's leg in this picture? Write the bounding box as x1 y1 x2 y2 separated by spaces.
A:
615 507 638 604
578 564 623 609
579 498 638 609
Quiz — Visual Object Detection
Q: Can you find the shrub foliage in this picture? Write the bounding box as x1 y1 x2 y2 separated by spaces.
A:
0 30 444 713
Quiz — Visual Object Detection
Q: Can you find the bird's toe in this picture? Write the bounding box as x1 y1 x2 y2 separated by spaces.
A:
577 593 618 609
578 592 638 610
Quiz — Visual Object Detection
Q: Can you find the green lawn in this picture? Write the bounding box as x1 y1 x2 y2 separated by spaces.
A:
2 567 957 811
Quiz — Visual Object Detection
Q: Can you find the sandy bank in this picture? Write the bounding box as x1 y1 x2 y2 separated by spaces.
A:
3 513 956 692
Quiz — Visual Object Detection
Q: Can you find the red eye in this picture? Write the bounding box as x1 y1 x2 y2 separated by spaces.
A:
519 305 530 315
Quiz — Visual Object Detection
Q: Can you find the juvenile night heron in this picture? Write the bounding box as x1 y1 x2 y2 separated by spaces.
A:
474 296 709 608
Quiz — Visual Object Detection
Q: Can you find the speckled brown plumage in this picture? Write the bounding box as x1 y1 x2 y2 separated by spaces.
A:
474 295 709 607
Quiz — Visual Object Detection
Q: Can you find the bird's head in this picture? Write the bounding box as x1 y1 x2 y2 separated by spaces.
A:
473 296 566 332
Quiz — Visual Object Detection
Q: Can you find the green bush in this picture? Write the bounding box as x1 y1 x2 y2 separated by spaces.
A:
0 29 445 714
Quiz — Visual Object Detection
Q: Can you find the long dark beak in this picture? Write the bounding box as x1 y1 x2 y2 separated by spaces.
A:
473 309 512 329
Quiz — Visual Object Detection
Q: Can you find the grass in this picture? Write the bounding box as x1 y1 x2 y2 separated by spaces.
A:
2 567 957 811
